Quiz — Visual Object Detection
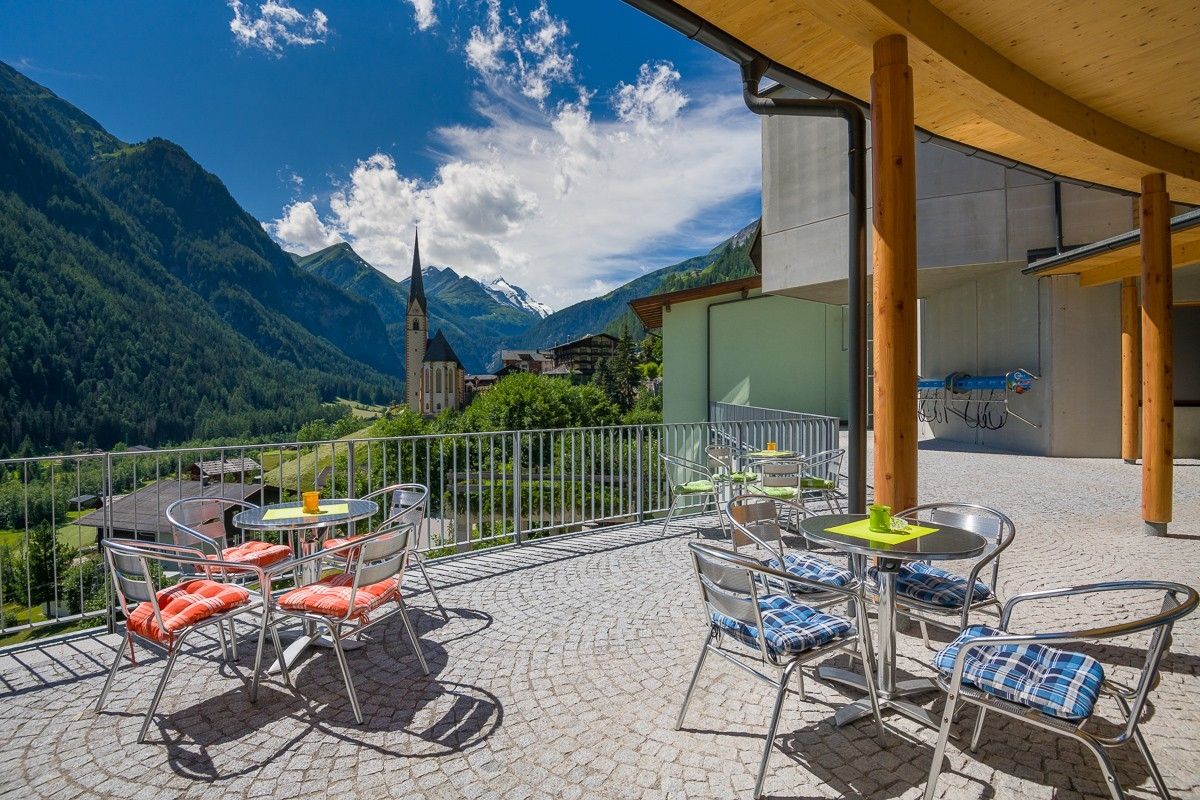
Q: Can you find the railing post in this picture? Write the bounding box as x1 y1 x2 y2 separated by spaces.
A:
512 430 523 545
103 452 116 634
346 442 356 498
635 427 645 523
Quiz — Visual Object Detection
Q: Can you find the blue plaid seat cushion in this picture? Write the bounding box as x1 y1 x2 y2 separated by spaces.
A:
870 561 992 608
767 553 854 594
711 595 852 657
934 625 1105 720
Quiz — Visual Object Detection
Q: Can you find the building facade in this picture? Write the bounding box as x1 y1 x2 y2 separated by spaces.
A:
758 85 1200 457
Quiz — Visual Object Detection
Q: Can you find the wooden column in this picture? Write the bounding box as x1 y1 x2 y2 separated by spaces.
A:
1120 277 1140 462
1139 173 1173 534
870 35 919 511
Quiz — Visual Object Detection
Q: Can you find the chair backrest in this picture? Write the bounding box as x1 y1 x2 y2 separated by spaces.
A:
759 459 801 488
364 483 429 541
688 543 763 637
727 495 786 555
352 523 413 583
705 445 734 475
661 453 711 487
166 497 257 557
1121 583 1199 737
803 449 844 484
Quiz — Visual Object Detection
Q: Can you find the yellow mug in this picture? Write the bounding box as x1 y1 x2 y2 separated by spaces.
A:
302 491 320 514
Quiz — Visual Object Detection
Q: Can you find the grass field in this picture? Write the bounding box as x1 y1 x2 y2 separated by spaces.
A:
0 511 98 551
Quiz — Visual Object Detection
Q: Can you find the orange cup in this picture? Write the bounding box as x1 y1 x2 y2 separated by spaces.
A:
302 491 320 513
766 441 777 451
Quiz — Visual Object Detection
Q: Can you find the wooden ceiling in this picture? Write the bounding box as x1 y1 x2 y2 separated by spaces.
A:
676 0 1200 203
1030 226 1200 287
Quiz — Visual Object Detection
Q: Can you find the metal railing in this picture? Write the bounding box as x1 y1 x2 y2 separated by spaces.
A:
0 414 839 641
709 402 840 456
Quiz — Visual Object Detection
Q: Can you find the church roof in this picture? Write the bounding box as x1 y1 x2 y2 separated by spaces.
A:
424 329 463 367
407 229 426 313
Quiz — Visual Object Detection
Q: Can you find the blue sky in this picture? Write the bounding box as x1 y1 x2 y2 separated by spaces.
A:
1 1 761 307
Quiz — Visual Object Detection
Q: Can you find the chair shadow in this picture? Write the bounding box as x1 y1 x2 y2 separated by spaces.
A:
153 606 502 781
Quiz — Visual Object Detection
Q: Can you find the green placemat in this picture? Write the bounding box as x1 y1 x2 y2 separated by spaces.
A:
263 503 350 521
747 450 795 458
825 517 938 545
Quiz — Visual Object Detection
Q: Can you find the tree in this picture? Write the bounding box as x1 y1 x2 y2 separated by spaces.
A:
24 524 75 610
461 373 619 432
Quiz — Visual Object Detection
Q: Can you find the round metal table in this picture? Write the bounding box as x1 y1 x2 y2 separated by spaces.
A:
234 498 378 671
799 512 987 729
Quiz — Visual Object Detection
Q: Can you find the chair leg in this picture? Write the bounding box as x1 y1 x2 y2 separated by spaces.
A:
216 619 231 663
753 660 800 800
1079 734 1127 800
94 635 129 713
1117 696 1171 800
250 608 270 703
969 708 987 752
413 554 448 620
330 628 363 725
269 619 292 689
919 620 932 649
854 613 887 742
676 634 711 730
922 689 958 800
661 496 680 536
397 598 431 675
228 619 238 662
139 635 186 744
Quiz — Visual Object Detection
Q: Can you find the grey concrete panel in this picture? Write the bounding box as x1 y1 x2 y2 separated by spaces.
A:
1060 183 1135 245
1004 182 1057 261
762 115 850 235
916 140 1005 199
917 190 1008 268
761 217 862 294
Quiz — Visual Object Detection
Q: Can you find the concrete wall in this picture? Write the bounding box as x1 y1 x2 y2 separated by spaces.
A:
662 290 848 425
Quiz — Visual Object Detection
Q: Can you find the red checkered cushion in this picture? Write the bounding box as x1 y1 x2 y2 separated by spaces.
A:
128 580 251 645
210 540 293 572
322 534 365 560
277 574 398 620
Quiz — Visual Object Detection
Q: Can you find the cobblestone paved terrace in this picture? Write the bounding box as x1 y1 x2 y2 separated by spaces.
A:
1 443 1198 799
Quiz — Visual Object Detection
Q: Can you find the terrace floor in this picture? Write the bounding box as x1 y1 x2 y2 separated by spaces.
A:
1 443 1198 799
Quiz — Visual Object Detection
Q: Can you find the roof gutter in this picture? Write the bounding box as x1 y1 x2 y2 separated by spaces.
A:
1024 207 1200 276
622 0 868 513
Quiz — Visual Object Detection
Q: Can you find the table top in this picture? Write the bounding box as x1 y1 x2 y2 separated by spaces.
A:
746 450 796 459
233 498 378 531
799 513 987 562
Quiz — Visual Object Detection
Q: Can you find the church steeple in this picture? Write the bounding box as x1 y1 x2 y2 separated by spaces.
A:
408 228 426 314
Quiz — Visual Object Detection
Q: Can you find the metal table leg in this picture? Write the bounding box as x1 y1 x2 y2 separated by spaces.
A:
818 558 940 728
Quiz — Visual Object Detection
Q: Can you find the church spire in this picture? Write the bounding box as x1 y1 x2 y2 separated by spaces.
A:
408 228 426 313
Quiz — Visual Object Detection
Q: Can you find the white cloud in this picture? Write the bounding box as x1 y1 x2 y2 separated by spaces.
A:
270 200 344 253
404 0 437 31
268 2 761 308
614 62 688 133
465 0 576 106
228 1 329 55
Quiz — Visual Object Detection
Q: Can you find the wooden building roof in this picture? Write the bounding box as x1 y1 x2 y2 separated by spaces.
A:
629 275 762 329
74 480 262 536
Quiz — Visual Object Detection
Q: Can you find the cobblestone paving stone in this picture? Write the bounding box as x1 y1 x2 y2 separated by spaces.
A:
0 443 1197 799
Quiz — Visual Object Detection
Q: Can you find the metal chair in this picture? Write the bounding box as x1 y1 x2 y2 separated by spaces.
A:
923 580 1198 800
263 522 430 724
799 448 846 513
881 503 1015 647
95 538 285 743
324 484 445 619
748 458 804 503
706 444 757 490
166 497 293 660
660 453 729 538
679 542 885 799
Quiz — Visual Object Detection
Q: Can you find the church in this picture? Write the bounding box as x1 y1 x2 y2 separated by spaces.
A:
404 231 466 415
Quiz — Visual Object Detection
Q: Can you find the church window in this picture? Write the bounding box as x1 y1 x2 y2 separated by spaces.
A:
412 319 420 331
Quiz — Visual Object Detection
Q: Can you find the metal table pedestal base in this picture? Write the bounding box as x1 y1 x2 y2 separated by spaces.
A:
817 665 940 729
268 627 365 674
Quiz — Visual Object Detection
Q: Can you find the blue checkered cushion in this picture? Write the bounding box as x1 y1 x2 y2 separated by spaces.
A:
767 553 854 594
871 561 992 608
711 595 852 657
934 625 1105 720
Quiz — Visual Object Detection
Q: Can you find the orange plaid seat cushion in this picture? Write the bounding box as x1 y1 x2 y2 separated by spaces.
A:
322 534 365 559
211 540 293 571
128 580 252 645
277 574 398 619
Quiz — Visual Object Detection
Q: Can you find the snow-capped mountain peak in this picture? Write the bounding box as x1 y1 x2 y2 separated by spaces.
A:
482 276 553 319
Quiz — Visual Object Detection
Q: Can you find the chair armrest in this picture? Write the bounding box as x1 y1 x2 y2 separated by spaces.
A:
999 581 1198 636
692 542 862 601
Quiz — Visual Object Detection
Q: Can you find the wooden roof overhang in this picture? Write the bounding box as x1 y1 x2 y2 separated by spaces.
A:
629 275 762 329
1024 208 1200 287
660 0 1200 203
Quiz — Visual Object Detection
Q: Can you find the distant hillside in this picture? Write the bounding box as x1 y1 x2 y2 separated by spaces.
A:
295 242 546 373
0 61 401 451
519 219 759 350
